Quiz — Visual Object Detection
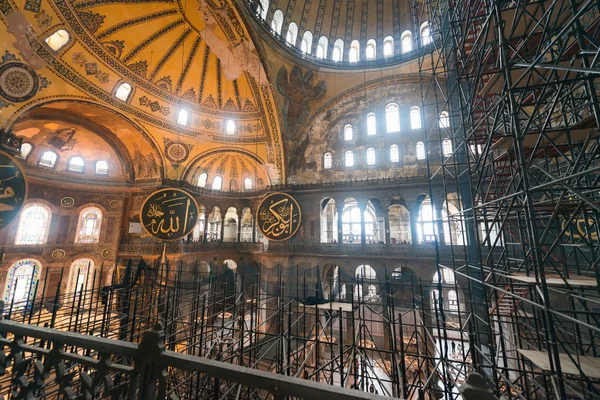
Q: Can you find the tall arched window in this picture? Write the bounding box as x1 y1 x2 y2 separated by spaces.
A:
271 10 284 34
4 259 41 304
323 152 332 169
390 145 400 162
332 39 344 61
386 103 400 133
433 269 456 284
416 141 426 159
15 203 51 245
212 176 223 190
316 36 328 59
198 172 208 187
20 143 33 159
286 22 298 45
95 160 109 175
344 124 353 140
301 31 313 54
349 40 360 62
75 207 103 243
367 113 377 135
448 290 459 311
442 138 453 156
439 111 450 128
45 29 70 51
401 30 412 53
226 120 236 135
115 82 132 101
410 106 422 129
345 151 354 167
177 109 189 126
356 264 376 279
383 36 394 57
244 178 253 190
39 151 57 168
421 21 432 45
366 39 376 60
366 148 376 165
259 0 269 20
67 156 85 173
69 259 94 294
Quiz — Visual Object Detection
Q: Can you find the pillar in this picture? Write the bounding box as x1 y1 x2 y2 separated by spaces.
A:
204 207 211 242
336 203 343 245
236 213 241 242
359 202 366 246
252 216 257 243
384 211 391 245
408 201 419 244
220 216 225 241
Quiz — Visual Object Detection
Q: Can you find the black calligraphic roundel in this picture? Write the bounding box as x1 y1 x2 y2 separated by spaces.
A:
0 151 27 231
140 188 199 241
256 192 302 241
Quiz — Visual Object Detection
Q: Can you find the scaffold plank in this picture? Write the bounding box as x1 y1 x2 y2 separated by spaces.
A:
508 274 597 287
518 350 600 379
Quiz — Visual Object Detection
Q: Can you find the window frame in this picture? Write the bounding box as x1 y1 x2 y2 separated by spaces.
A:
410 106 422 130
345 150 354 167
390 144 400 163
286 22 298 45
301 31 313 54
212 175 223 191
349 40 360 62
176 109 190 127
401 30 412 53
95 160 109 175
114 82 133 102
15 203 52 245
67 156 86 174
366 148 376 165
197 172 208 188
416 141 426 160
344 124 353 141
383 36 394 57
38 151 58 168
366 39 376 60
323 152 333 169
44 29 70 52
19 143 33 159
385 103 401 133
271 9 284 35
225 119 236 135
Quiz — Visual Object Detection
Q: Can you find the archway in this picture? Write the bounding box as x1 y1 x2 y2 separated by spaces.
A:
320 198 337 243
223 207 238 242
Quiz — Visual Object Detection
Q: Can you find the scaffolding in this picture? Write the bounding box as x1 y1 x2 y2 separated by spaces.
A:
415 0 600 398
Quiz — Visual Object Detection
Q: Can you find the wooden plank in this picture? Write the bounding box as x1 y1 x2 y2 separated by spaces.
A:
508 274 597 287
299 302 353 312
518 349 600 379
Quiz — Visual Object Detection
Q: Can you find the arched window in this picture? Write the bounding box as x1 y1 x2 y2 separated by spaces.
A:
226 120 236 135
212 176 223 190
442 138 453 156
344 124 353 140
115 82 132 101
401 30 412 53
45 29 70 51
20 143 33 159
390 144 399 162
433 269 456 284
356 265 376 279
230 179 238 191
345 151 354 167
69 259 94 294
177 109 189 126
332 39 344 61
197 172 208 187
316 36 328 59
4 259 41 304
366 39 376 60
75 207 103 243
349 40 360 62
259 0 269 20
286 22 298 45
416 141 426 160
421 21 432 45
448 290 459 311
385 103 400 133
39 151 57 168
366 148 376 165
368 284 377 299
271 10 284 34
15 203 51 245
410 106 422 129
417 196 436 243
244 178 253 190
95 160 108 175
383 36 394 57
439 111 450 128
301 31 313 54
67 156 85 173
367 113 377 135
323 152 332 169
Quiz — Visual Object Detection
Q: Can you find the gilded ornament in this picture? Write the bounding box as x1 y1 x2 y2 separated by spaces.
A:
256 192 301 241
139 188 199 241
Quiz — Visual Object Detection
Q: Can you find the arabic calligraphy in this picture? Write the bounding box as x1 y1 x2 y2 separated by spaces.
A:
256 192 301 241
0 151 27 230
140 188 199 241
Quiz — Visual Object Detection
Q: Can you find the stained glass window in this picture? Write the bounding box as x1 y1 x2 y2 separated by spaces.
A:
69 259 94 294
4 259 41 304
15 203 51 245
75 207 103 243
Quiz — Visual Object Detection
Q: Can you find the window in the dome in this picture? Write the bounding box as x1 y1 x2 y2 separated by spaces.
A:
286 22 298 45
316 36 328 58
177 109 189 126
344 124 353 141
333 39 344 61
20 143 33 159
439 111 450 128
367 113 377 135
67 156 85 173
272 10 284 34
401 31 412 53
259 0 269 20
366 148 376 165
410 106 422 129
349 40 360 62
421 21 432 45
366 39 376 60
198 173 208 187
324 152 332 169
226 120 236 135
385 103 401 133
390 145 400 162
39 151 57 168
45 29 70 51
301 31 313 54
345 150 354 167
115 83 132 101
416 142 426 160
212 176 223 190
244 178 253 190
384 36 394 57
95 160 109 175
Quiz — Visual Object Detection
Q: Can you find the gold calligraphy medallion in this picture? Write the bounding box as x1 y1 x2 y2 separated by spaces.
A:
256 192 301 241
0 151 27 231
139 188 199 241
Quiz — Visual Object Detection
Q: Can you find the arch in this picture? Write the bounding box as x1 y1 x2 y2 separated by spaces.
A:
390 144 399 163
349 40 360 62
345 150 354 167
39 150 57 168
197 172 208 187
366 148 376 165
176 109 189 126
223 207 238 242
286 22 298 45
439 111 450 128
207 206 222 241
385 103 400 133
410 106 422 129
226 119 236 135
115 82 132 102
433 269 456 284
212 176 223 190
192 207 206 242
240 207 253 242
421 21 432 45
417 195 436 244
367 284 377 299
198 261 211 280
68 258 95 294
95 160 109 175
301 31 313 54
67 156 85 173
389 204 411 244
366 39 376 60
323 152 332 169
15 203 51 245
3 259 42 304
383 36 394 57
401 30 412 53
45 29 70 51
316 36 328 59
259 0 269 20
224 259 237 270
19 143 33 159
244 177 253 190
332 39 344 61
320 198 337 243
442 194 465 245
344 124 353 140
356 265 376 280
271 10 284 35
442 138 453 156
367 112 377 136
75 206 103 243
229 179 238 191
416 142 426 160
